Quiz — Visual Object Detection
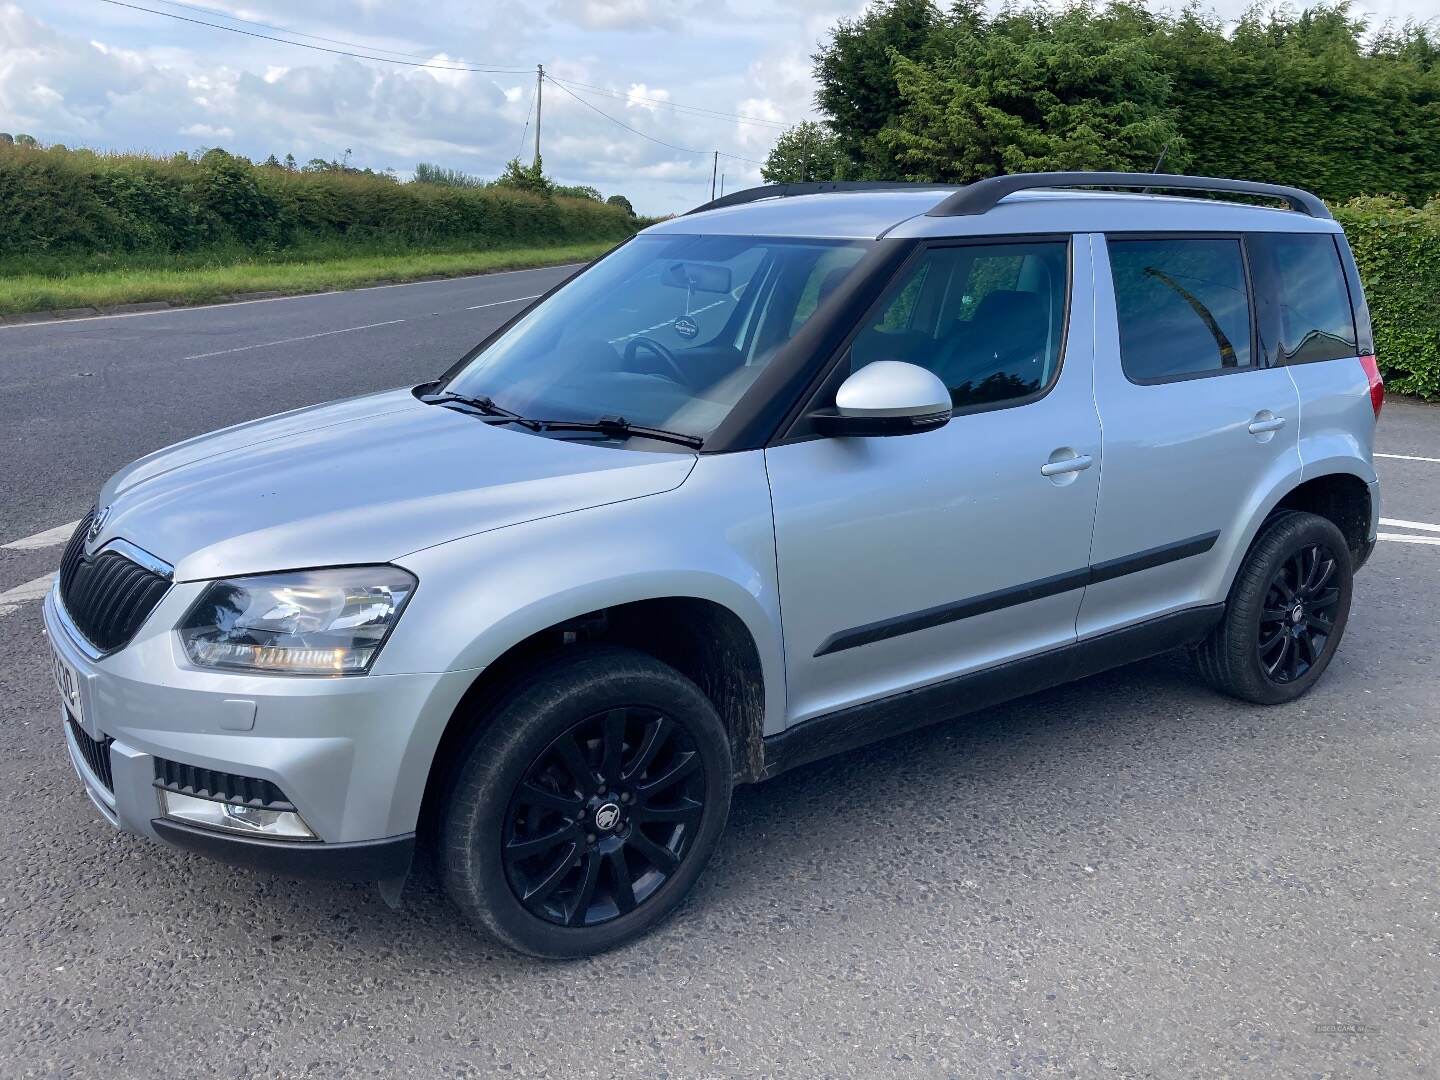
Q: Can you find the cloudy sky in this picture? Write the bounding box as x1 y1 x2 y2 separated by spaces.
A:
3 0 1437 215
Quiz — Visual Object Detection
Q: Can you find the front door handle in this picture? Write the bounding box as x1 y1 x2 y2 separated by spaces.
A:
1248 415 1287 434
1040 454 1094 477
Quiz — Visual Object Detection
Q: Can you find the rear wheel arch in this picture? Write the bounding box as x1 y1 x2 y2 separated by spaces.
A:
1269 471 1372 564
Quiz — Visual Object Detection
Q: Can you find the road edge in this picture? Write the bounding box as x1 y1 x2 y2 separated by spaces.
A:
0 256 594 327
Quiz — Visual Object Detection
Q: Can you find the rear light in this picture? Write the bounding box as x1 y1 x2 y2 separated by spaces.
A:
1359 354 1383 418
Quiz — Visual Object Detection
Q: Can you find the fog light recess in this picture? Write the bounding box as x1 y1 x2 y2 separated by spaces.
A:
159 790 317 840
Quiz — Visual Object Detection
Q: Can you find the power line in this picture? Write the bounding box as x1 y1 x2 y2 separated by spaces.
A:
99 0 774 173
546 75 790 129
516 82 537 160
544 75 712 157
143 0 475 64
96 0 532 73
546 77 768 172
102 0 790 136
718 150 767 167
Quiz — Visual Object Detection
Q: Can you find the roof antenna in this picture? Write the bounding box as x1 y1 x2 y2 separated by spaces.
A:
1141 140 1173 195
1152 140 1171 174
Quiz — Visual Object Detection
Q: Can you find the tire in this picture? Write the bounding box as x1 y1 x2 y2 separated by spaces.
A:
441 645 733 958
1194 510 1354 705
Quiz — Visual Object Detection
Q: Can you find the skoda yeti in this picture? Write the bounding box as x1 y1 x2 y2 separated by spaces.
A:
45 172 1384 956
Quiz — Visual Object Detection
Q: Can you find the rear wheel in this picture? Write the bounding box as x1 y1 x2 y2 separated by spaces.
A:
1194 511 1354 705
442 646 732 958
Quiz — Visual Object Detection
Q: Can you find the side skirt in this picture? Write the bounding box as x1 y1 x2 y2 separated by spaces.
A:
759 604 1224 781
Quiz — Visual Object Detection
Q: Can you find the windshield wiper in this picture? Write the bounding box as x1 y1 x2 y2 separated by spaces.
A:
424 391 537 427
534 415 704 450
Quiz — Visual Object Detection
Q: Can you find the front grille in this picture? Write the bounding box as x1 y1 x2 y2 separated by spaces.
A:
154 757 295 811
58 511 171 653
68 715 115 792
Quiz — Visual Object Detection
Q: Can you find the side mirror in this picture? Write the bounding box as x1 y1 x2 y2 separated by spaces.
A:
809 361 952 438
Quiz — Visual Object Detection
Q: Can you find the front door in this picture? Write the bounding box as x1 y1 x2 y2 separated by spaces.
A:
766 236 1103 728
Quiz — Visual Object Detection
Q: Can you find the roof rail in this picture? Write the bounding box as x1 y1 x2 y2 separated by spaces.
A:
926 171 1330 219
687 180 958 216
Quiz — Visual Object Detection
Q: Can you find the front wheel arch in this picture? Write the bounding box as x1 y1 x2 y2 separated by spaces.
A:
415 595 767 855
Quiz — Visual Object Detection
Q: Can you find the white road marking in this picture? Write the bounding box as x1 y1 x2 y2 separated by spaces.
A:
183 319 406 360
467 294 540 310
1377 532 1440 546
2 520 80 551
1376 452 1440 464
0 574 55 620
0 264 586 330
1379 517 1440 533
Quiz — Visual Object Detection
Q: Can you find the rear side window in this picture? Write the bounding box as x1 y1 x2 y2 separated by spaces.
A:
1247 233 1358 364
1108 237 1253 382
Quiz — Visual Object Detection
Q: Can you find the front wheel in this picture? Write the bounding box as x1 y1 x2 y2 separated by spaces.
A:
442 646 732 958
1194 510 1354 705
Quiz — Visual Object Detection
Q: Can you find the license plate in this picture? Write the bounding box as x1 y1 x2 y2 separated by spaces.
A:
50 641 84 726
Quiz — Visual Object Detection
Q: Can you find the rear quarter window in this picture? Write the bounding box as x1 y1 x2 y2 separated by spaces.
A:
1246 233 1358 365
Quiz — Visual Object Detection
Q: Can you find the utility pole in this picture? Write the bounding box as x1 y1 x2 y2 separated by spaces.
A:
533 64 543 170
710 150 718 200
720 173 726 198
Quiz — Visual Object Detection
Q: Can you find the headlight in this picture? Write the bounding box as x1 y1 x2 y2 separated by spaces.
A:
178 566 416 675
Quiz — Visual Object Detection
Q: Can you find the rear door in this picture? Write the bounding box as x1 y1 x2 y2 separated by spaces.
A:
766 235 1103 727
1079 232 1302 638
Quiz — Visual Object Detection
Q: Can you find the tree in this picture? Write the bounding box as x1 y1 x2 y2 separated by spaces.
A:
414 162 486 187
493 156 552 195
876 4 1179 182
554 183 602 200
283 153 297 172
761 121 843 183
605 193 636 215
14 133 38 147
0 133 12 146
261 154 282 169
806 1 1440 202
813 0 945 175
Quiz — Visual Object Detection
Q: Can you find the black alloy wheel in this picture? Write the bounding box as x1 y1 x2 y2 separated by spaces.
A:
502 707 706 928
1194 510 1354 705
442 646 732 957
1256 541 1342 684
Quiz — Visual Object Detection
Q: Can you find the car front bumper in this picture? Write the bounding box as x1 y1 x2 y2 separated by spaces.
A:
43 583 472 881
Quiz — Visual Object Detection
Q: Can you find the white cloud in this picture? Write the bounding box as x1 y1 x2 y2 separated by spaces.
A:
181 122 235 137
624 82 671 111
548 0 694 32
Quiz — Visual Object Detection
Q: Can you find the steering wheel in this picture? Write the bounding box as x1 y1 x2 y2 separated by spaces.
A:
625 336 689 385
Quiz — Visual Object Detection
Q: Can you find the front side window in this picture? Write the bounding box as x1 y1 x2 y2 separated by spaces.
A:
1109 237 1253 382
1247 233 1358 365
846 240 1069 410
444 234 870 441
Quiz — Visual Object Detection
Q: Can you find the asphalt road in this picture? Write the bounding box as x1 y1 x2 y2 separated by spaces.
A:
1 276 1438 1078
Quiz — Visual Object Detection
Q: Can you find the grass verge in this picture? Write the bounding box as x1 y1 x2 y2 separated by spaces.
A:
0 241 616 318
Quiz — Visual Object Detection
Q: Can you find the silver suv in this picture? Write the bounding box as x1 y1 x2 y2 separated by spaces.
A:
46 172 1383 957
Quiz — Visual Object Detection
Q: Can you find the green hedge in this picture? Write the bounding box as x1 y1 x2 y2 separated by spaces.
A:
1335 198 1440 401
0 145 636 259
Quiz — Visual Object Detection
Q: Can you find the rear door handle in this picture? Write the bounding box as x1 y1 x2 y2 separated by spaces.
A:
1248 416 1287 434
1040 454 1094 477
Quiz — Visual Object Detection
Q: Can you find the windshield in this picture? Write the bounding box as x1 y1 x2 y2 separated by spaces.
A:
443 233 871 441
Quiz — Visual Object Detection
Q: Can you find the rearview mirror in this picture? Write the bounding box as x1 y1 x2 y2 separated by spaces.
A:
809 361 952 438
661 261 732 294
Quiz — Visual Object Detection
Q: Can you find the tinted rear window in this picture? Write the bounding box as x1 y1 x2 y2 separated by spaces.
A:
1109 237 1253 382
1247 233 1358 364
